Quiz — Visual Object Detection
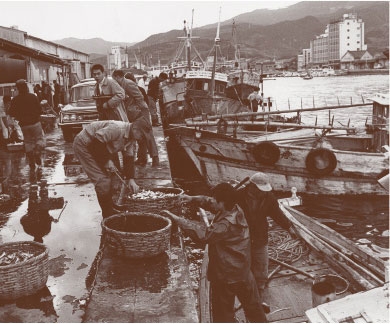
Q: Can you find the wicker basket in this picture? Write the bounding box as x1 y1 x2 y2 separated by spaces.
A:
0 241 49 300
102 212 172 259
121 187 184 215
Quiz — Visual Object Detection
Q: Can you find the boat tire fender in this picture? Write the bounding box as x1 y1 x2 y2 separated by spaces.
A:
252 141 280 165
305 148 337 176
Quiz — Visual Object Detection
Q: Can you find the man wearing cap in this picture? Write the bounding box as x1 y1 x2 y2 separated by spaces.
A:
73 120 144 218
237 172 294 303
9 79 45 172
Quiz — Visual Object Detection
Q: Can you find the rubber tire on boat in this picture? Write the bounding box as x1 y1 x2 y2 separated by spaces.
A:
305 148 337 176
252 141 280 165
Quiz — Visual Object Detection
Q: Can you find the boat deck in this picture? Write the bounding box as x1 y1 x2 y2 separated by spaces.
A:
236 251 350 323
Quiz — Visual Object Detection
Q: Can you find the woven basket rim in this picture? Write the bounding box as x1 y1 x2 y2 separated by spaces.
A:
126 187 184 203
102 212 172 237
0 241 49 271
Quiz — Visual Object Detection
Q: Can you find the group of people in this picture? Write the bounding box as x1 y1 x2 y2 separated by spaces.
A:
73 64 169 218
34 80 62 111
168 172 296 323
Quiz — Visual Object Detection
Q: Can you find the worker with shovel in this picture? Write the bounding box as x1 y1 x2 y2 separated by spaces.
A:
73 120 146 218
165 183 267 323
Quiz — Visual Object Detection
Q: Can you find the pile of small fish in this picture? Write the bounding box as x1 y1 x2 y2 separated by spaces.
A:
129 190 178 200
0 251 35 266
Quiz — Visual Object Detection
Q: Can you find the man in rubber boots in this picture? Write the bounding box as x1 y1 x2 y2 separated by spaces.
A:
168 183 267 323
73 120 145 218
236 172 294 302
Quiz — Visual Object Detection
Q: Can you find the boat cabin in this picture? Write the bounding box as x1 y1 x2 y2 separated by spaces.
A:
185 70 228 97
368 93 389 152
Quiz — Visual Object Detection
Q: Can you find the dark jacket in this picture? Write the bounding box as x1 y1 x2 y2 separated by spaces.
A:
147 77 160 101
9 93 41 127
237 183 291 246
187 197 251 284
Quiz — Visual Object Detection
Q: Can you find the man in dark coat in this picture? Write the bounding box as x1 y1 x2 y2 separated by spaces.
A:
9 79 45 172
147 72 168 126
169 183 267 323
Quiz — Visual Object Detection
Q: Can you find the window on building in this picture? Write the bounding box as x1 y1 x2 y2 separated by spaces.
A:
347 29 350 32
347 43 350 46
347 22 349 25
357 41 360 44
347 36 350 39
357 34 360 37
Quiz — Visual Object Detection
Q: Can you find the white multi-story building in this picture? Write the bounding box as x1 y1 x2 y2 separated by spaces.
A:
107 46 128 72
328 13 367 63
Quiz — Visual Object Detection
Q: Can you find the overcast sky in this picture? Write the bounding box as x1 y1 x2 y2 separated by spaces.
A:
0 0 297 43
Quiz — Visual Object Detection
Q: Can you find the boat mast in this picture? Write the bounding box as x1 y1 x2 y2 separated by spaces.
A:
186 9 194 71
232 19 240 69
210 7 221 97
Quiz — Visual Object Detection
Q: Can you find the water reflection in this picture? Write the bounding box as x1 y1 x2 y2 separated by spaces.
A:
20 181 64 243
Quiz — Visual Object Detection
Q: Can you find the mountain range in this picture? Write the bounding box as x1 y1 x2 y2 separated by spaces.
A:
53 37 135 55
54 1 389 64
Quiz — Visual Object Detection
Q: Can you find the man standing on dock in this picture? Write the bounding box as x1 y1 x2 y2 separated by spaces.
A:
112 70 159 167
73 120 145 218
171 183 267 323
91 64 128 122
237 172 294 303
147 72 168 126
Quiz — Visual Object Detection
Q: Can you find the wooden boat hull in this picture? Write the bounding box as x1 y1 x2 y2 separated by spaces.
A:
167 127 388 195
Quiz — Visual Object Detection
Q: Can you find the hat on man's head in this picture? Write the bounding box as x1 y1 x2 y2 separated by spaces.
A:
249 172 272 191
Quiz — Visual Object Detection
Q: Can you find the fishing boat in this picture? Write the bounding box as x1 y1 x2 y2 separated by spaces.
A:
163 93 389 196
162 11 264 125
198 192 387 322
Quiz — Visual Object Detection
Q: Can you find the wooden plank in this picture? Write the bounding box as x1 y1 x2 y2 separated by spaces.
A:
280 204 379 290
185 120 358 131
265 281 313 322
187 102 372 121
284 205 386 279
273 315 309 323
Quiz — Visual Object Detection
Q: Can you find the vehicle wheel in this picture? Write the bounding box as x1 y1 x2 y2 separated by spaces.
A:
251 141 280 165
305 148 337 176
61 127 74 142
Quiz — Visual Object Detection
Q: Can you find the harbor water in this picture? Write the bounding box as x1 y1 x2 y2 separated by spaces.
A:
262 75 389 248
263 74 389 127
182 74 389 249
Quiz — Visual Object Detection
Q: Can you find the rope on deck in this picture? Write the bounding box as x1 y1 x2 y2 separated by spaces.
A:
268 228 309 264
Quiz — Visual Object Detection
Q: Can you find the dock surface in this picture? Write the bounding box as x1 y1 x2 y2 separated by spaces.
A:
0 126 198 323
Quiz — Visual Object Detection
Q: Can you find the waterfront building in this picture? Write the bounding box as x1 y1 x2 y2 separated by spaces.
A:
328 13 367 65
297 54 304 72
340 50 374 70
0 25 90 99
107 46 129 73
310 31 329 65
297 49 311 71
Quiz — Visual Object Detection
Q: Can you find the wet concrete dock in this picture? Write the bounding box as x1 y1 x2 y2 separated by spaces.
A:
0 126 198 322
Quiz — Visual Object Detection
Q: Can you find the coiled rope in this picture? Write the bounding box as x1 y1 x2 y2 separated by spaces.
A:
268 228 309 263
